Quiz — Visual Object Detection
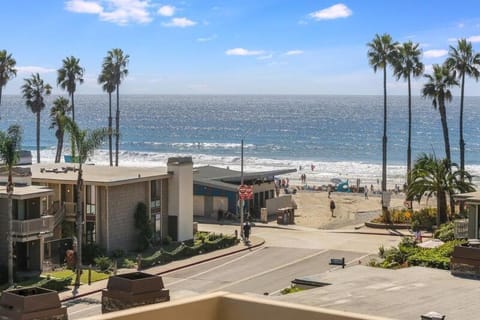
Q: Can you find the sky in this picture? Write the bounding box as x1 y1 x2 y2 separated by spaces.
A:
2 0 480 95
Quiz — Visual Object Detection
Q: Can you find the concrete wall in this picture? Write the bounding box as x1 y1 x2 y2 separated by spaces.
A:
107 182 148 252
82 292 393 320
266 195 295 215
167 157 193 242
468 204 477 239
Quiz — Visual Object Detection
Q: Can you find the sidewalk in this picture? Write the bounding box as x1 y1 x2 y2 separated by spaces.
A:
60 235 264 302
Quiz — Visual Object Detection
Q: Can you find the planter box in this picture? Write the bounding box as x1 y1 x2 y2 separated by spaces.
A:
102 272 170 313
451 245 480 279
0 287 67 320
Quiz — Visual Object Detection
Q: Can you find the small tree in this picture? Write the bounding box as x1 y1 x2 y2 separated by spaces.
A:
134 202 153 251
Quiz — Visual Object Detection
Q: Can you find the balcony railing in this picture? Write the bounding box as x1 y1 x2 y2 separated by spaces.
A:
64 201 77 219
12 215 54 237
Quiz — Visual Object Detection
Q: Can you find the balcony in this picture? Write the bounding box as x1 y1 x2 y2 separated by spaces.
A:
12 215 54 241
63 202 77 220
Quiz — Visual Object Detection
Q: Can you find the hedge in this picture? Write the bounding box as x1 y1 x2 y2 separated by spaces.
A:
36 276 73 291
141 234 238 268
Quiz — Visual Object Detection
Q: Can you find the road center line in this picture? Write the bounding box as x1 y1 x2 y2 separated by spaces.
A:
208 249 329 293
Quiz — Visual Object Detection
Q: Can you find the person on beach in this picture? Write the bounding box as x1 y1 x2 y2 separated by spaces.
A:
330 199 336 217
328 186 332 198
364 185 368 199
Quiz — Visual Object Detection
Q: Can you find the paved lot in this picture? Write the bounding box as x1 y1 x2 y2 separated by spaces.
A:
272 265 477 320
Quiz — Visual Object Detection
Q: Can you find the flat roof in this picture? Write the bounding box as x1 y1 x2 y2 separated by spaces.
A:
0 185 53 199
453 191 480 203
29 163 170 186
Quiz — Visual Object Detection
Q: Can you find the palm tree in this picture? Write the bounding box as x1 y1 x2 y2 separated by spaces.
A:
21 73 52 163
50 97 71 163
422 64 458 164
446 39 480 179
0 125 22 286
98 66 116 166
408 153 474 226
367 33 398 222
57 56 84 122
63 117 108 287
393 41 424 189
102 49 129 166
0 50 17 106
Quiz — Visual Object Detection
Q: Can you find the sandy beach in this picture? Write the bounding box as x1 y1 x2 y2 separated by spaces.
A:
291 190 426 230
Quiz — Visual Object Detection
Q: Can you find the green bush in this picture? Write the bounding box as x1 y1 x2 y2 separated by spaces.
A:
110 249 125 258
119 258 136 269
412 208 437 231
434 222 455 242
141 233 239 267
82 243 106 265
134 202 153 251
281 285 303 295
94 256 112 272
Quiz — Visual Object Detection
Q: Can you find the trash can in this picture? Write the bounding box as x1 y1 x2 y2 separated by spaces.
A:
260 208 268 223
420 311 445 320
277 209 286 225
289 208 295 224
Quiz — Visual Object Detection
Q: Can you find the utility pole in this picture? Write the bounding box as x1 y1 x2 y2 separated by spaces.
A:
240 139 244 240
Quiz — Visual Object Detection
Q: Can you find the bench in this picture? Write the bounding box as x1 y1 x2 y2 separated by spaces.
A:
329 257 345 268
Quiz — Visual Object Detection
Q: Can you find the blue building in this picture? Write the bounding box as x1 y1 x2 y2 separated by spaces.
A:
193 166 296 219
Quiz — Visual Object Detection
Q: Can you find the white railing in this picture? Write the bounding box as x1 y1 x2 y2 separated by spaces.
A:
454 219 469 239
12 215 54 236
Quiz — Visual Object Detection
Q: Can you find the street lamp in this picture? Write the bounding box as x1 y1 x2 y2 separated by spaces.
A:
240 138 244 240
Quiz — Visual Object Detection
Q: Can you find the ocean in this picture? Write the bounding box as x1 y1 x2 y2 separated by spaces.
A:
2 94 480 188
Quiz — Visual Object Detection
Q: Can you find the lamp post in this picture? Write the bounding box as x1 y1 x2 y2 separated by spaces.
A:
240 139 244 240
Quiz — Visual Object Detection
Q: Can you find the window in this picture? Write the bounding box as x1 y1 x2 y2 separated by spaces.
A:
151 180 162 209
86 185 96 215
86 222 96 244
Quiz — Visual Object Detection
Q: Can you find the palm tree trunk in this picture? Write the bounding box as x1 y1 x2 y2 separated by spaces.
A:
36 112 41 163
439 100 451 163
74 165 83 287
407 74 412 187
108 92 113 167
7 169 13 286
115 85 120 167
0 85 3 106
382 66 389 222
437 189 448 225
459 72 466 180
58 131 64 163
71 93 75 123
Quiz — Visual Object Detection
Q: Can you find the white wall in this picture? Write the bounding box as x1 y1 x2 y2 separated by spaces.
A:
168 157 193 241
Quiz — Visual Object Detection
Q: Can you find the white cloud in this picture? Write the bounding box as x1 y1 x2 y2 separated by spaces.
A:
162 17 196 27
309 3 352 21
65 0 102 13
158 5 175 17
225 48 265 56
64 0 152 25
285 50 304 56
197 34 217 42
467 35 480 43
17 66 56 74
423 49 448 58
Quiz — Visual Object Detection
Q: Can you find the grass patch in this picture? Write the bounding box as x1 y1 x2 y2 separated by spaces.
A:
43 269 110 285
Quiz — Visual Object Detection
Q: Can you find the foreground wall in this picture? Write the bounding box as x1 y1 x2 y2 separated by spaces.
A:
82 292 394 320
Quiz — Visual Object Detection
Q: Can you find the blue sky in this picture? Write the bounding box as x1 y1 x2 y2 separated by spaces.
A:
2 0 480 95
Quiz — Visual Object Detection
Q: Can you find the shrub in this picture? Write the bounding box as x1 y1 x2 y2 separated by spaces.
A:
119 258 136 269
412 208 436 231
281 285 303 295
434 222 455 242
110 249 125 258
94 256 112 272
82 243 106 265
163 236 173 246
134 202 153 251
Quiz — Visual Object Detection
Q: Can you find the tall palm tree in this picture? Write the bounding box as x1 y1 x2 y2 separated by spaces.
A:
57 56 84 122
367 33 398 222
50 97 71 163
98 66 116 166
102 49 129 166
0 50 17 106
63 117 108 287
21 73 52 163
446 39 480 179
422 64 458 164
0 125 22 286
408 153 474 226
393 41 424 189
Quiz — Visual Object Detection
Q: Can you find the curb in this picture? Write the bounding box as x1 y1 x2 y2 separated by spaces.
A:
329 230 433 238
60 238 265 302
